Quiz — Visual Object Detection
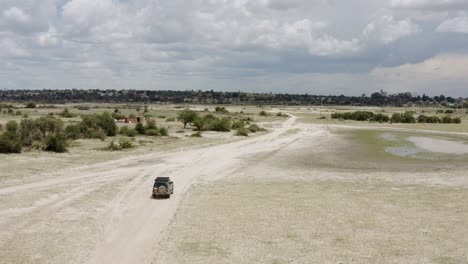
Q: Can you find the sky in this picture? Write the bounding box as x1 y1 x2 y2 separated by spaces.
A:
1 0 468 96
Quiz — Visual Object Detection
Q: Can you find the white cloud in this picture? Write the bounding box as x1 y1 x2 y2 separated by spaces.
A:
0 38 30 57
363 15 420 44
0 0 467 96
37 26 60 47
390 0 468 10
3 6 30 24
437 13 468 33
371 53 468 84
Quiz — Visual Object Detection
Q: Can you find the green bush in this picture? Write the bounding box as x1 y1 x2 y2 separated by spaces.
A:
45 135 68 153
96 112 118 136
215 106 229 114
207 118 231 132
120 126 137 137
232 121 245 129
248 124 266 133
259 111 268 116
25 102 37 108
166 117 176 122
135 122 146 135
146 120 157 130
145 129 160 136
331 111 375 121
190 131 202 137
119 138 134 149
235 127 249 136
391 112 415 123
371 113 389 123
108 139 122 151
65 124 82 140
159 127 168 136
59 108 76 118
0 130 22 153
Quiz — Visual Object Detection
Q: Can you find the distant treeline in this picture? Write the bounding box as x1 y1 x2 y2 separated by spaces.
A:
331 111 462 124
0 89 467 107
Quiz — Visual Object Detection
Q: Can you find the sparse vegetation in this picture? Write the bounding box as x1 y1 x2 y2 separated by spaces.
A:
235 127 249 136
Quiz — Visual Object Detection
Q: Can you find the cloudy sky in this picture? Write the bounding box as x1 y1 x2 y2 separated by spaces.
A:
1 0 468 96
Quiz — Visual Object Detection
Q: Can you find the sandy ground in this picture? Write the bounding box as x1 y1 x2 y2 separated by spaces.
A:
0 116 302 264
1 114 468 263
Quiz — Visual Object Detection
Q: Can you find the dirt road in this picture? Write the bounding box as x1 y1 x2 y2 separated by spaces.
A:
0 116 316 264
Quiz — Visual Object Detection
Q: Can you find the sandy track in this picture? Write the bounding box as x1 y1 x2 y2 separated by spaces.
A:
0 116 318 264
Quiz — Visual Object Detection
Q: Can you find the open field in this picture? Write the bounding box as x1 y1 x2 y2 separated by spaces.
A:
1 104 468 263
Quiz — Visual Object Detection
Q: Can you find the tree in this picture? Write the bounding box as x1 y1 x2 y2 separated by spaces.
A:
192 116 206 131
177 109 199 128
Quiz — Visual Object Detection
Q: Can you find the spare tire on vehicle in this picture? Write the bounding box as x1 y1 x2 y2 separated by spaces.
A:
158 185 166 193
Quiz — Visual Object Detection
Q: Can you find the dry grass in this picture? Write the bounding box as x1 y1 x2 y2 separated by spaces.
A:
155 179 468 264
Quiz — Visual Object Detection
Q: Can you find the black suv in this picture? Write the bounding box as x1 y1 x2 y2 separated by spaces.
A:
153 177 174 198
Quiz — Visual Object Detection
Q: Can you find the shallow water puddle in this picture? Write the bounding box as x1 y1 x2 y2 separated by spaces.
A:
408 136 468 154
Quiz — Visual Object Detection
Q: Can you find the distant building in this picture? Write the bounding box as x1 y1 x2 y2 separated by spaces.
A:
125 117 141 124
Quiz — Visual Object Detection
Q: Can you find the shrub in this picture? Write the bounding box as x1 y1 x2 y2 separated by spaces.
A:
331 111 375 121
119 126 137 137
166 117 176 122
20 119 38 146
119 138 134 149
25 102 37 108
232 121 245 129
15 110 22 116
6 120 19 133
135 122 146 135
190 131 202 137
59 108 76 118
445 109 454 114
0 124 22 153
112 112 126 120
215 106 229 114
159 127 168 136
371 113 389 123
259 111 268 116
0 133 22 153
145 129 160 136
207 118 231 132
248 124 266 133
125 128 137 137
76 105 90 110
95 112 117 136
45 135 68 153
453 117 462 124
146 120 157 130
235 127 249 136
65 124 82 140
108 139 122 151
